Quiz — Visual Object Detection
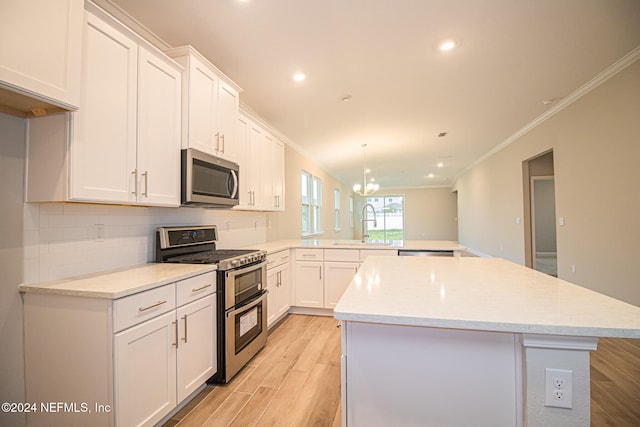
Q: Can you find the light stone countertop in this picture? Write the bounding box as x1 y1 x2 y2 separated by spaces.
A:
244 239 465 254
18 263 217 299
333 256 640 339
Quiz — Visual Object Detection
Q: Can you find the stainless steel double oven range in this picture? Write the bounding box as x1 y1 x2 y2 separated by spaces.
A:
156 225 267 383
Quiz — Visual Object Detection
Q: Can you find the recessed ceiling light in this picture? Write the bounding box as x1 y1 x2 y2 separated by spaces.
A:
428 173 435 178
340 94 353 102
439 40 456 51
293 72 306 82
437 162 444 168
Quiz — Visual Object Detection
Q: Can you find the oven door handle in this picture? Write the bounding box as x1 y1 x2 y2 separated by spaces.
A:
226 290 268 318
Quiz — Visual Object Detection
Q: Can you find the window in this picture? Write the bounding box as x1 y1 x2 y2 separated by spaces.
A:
334 188 341 231
301 171 322 236
366 195 404 240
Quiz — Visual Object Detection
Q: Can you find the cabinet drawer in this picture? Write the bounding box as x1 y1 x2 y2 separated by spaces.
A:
296 248 324 261
176 272 216 306
267 249 290 269
113 283 176 332
324 249 360 262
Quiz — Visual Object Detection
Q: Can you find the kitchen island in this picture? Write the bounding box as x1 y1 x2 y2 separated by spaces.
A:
334 256 640 427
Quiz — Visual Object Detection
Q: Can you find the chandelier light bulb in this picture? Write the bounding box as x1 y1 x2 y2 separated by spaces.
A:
353 144 380 197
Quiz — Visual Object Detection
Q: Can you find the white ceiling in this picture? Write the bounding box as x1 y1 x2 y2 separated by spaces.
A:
108 0 640 189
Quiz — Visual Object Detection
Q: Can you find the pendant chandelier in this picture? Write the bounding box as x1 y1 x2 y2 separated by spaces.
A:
352 144 379 196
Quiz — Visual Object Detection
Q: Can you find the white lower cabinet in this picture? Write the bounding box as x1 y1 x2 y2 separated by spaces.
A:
324 262 359 309
266 249 291 327
23 270 216 427
293 248 398 310
176 294 216 402
114 311 177 427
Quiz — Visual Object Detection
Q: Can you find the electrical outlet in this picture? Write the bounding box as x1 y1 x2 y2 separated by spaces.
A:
545 368 573 409
94 224 105 242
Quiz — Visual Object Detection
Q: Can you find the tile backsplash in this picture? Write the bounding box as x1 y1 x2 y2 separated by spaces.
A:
23 203 269 284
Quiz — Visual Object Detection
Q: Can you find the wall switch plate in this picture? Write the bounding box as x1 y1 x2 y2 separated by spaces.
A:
545 368 573 409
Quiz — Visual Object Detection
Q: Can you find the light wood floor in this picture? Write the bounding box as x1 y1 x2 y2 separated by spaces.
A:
163 315 640 427
163 314 341 427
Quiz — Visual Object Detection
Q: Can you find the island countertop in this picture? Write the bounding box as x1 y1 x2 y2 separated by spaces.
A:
333 256 640 338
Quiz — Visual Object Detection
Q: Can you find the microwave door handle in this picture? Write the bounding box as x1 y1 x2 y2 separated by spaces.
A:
229 170 239 199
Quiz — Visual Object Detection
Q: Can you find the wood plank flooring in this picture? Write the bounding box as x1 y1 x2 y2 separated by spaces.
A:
163 314 341 427
163 315 640 427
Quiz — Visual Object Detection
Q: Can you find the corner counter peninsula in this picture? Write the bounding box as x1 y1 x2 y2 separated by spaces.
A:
334 256 640 427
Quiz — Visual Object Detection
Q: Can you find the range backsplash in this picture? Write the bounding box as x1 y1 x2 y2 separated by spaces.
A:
23 203 269 284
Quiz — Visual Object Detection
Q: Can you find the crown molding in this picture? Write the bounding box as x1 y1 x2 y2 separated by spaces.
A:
453 44 640 185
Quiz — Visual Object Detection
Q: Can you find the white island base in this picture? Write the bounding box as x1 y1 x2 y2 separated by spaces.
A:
334 257 640 427
341 321 596 427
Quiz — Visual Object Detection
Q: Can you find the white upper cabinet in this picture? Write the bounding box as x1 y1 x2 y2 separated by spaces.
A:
0 0 83 113
235 112 286 211
165 46 241 163
26 8 182 207
136 48 182 206
272 138 285 211
71 11 138 203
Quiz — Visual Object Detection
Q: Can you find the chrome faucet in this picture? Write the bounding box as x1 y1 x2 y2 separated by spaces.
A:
361 203 377 242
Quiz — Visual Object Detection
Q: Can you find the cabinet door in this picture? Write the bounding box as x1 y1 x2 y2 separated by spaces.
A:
294 261 324 308
136 47 181 206
261 132 275 208
324 262 359 309
71 12 137 203
114 311 176 427
235 114 252 209
186 55 217 154
266 268 278 327
272 138 285 211
0 0 82 109
216 81 239 161
248 124 266 208
176 295 216 402
276 264 291 317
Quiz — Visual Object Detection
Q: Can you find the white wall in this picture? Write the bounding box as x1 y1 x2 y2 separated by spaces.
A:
455 59 640 306
353 188 458 241
0 113 27 427
24 204 270 284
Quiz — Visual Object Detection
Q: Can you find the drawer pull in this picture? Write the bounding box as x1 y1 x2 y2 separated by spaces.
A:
138 300 167 312
302 254 316 257
192 284 213 293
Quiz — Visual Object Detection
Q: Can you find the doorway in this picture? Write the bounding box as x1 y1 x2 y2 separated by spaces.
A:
523 151 557 276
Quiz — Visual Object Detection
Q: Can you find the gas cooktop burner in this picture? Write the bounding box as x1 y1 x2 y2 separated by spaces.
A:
166 249 259 265
155 226 266 270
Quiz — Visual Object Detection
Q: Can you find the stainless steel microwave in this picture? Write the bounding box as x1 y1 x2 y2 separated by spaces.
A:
181 148 239 207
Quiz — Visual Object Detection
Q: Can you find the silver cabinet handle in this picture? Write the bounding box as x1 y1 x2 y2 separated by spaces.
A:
182 314 188 343
172 320 178 348
220 134 225 153
142 171 148 197
192 284 212 293
215 132 220 152
131 170 138 195
138 300 167 312
319 266 322 280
